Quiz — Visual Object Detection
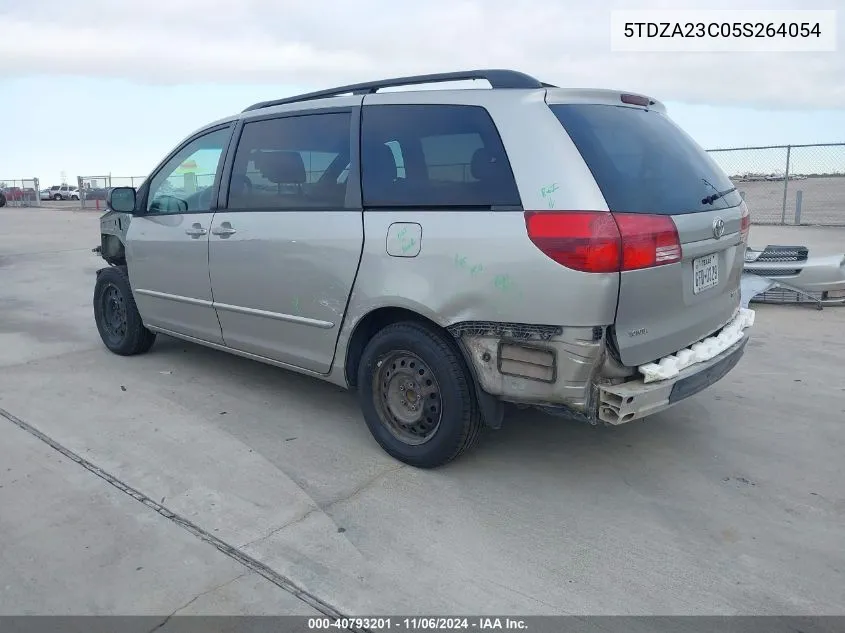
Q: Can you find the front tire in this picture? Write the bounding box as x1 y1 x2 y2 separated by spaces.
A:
53 194 62 201
93 266 156 356
357 321 483 468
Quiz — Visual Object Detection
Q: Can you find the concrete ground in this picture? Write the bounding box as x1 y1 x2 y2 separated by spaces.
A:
1 207 843 616
0 421 321 617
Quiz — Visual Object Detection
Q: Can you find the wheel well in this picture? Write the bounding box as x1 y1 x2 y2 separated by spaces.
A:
100 234 126 266
344 307 443 388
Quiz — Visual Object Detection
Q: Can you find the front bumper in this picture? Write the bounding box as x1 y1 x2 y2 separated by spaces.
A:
596 331 749 425
744 245 845 306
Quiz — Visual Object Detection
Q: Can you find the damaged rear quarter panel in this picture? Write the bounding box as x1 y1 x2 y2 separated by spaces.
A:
348 211 618 326
331 210 621 408
456 325 607 413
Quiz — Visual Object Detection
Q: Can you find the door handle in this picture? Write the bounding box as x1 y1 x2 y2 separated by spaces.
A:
212 222 237 237
185 223 207 238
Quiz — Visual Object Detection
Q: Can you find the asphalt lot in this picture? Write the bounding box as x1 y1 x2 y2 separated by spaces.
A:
1 206 844 616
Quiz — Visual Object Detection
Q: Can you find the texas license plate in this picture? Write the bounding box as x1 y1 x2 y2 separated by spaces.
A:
693 254 719 294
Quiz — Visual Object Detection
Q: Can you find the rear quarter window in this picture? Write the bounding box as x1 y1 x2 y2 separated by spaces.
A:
361 104 521 208
550 104 742 215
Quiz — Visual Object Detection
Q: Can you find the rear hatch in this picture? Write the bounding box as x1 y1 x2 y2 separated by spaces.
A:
550 101 749 368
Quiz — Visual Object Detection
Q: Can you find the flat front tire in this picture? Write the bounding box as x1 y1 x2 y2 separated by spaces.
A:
93 266 156 356
357 321 483 468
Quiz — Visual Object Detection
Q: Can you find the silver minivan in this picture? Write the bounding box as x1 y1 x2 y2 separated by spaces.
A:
93 69 753 468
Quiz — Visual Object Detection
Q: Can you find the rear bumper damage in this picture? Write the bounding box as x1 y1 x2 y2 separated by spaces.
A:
636 308 754 384
598 330 749 425
449 322 606 421
598 308 754 424
452 309 754 427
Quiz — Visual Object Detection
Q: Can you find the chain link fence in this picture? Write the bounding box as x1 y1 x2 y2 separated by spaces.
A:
78 175 146 209
78 173 220 209
26 142 845 225
706 143 845 226
0 178 41 207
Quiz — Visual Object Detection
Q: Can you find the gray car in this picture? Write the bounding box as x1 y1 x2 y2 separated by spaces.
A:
93 69 754 468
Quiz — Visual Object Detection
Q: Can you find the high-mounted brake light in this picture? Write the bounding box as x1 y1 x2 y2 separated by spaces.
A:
620 93 652 107
524 211 682 273
739 204 751 243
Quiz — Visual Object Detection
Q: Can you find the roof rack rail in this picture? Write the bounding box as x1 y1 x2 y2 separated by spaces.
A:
243 69 554 113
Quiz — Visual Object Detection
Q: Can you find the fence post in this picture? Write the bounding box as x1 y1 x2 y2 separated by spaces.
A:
77 176 85 209
33 177 40 207
794 190 803 225
780 145 791 224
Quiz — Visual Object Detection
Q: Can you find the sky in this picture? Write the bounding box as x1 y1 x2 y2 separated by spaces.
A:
1 0 843 185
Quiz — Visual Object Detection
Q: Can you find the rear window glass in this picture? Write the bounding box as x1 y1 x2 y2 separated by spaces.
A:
550 104 742 214
361 104 521 208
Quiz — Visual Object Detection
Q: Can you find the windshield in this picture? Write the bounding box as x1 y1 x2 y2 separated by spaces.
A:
550 104 742 215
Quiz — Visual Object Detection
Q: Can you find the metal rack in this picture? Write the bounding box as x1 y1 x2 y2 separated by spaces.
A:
243 69 555 113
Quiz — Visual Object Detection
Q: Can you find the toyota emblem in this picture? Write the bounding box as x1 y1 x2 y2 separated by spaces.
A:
713 217 725 239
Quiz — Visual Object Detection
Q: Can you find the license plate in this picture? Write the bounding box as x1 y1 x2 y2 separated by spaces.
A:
693 254 719 294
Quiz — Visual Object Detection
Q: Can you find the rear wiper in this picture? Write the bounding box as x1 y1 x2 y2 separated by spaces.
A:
701 186 737 205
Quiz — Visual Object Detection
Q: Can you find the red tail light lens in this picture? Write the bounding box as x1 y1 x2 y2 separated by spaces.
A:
524 211 682 273
740 204 751 243
524 211 621 273
612 213 682 270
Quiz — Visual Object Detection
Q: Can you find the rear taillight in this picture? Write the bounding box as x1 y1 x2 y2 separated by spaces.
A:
613 213 682 270
524 211 621 273
740 204 751 243
524 211 682 273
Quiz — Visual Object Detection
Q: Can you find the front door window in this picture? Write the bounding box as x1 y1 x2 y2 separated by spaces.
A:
146 127 232 214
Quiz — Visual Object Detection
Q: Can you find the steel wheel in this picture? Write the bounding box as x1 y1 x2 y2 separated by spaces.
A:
373 350 443 445
100 283 128 345
93 266 156 356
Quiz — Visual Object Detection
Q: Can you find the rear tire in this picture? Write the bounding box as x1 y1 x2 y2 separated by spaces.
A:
93 266 156 356
357 321 483 468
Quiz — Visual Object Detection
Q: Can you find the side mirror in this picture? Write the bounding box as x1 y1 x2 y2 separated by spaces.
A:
108 187 136 213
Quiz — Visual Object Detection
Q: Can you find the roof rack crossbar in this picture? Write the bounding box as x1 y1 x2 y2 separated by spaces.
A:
243 69 549 113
